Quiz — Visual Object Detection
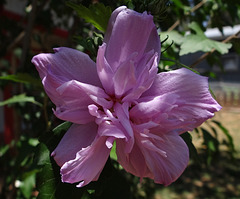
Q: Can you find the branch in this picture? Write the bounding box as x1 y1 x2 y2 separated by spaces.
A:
7 31 25 53
190 30 240 68
167 0 208 32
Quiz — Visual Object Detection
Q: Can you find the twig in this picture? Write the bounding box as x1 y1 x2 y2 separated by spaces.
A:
7 31 25 52
190 30 240 68
167 0 208 32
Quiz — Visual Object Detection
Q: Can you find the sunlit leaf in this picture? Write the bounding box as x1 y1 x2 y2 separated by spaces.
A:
161 30 184 45
180 22 232 56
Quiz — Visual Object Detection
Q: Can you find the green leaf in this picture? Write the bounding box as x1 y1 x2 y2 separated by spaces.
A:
0 73 42 87
161 30 184 46
201 127 220 165
67 2 111 32
35 121 88 199
0 144 10 157
52 121 72 135
179 22 232 56
180 132 199 163
36 159 57 199
202 128 219 151
34 143 51 166
212 120 235 153
35 142 87 199
0 93 42 107
20 170 37 199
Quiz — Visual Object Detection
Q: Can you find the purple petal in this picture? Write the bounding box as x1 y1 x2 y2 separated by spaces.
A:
96 44 115 95
104 8 160 71
54 80 112 124
98 121 126 139
122 51 159 101
139 131 189 185
31 47 102 106
52 122 98 167
60 136 111 187
116 129 189 186
32 47 101 86
104 6 127 44
135 68 222 133
113 53 137 98
116 139 153 180
114 102 134 153
97 7 160 99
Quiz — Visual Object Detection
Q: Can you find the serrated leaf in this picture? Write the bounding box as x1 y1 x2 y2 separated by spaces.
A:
180 22 232 56
0 93 42 107
161 30 184 45
0 73 42 87
67 2 111 32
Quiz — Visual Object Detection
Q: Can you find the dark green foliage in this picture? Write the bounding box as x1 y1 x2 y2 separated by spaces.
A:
181 132 200 164
67 2 112 32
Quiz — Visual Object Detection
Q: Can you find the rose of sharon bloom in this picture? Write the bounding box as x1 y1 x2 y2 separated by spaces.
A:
32 6 221 187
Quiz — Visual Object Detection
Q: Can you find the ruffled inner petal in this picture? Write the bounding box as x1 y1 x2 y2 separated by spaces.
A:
96 44 115 95
114 102 134 153
53 80 112 124
113 53 137 98
122 51 159 102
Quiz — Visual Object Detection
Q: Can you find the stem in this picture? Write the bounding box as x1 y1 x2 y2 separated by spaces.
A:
167 0 208 32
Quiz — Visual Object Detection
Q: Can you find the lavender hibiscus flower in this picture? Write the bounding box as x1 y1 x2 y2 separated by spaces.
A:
32 6 221 187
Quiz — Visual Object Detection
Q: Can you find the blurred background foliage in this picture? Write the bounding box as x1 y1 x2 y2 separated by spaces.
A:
0 0 240 198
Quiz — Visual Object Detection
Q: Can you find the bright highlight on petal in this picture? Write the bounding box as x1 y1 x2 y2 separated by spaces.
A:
32 6 221 188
